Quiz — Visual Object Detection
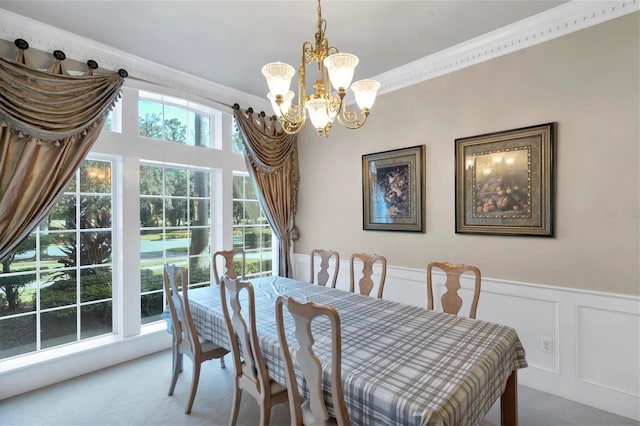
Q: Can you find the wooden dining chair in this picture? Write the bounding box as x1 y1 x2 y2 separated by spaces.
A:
349 252 387 299
163 264 229 414
426 261 482 319
275 295 351 426
310 249 340 288
220 276 288 426
213 249 246 285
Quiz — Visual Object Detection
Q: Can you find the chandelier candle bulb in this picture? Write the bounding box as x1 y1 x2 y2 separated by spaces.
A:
351 79 381 111
305 98 333 131
323 53 359 93
262 62 295 97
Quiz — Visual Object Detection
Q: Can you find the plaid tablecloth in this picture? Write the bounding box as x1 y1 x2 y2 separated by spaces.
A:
173 276 527 426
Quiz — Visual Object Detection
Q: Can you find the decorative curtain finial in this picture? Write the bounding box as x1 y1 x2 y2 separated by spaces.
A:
15 39 29 50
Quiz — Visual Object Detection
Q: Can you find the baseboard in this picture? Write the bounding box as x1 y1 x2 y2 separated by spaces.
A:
293 252 640 421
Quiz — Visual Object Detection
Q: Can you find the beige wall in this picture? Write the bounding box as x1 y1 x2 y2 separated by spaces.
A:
294 13 639 296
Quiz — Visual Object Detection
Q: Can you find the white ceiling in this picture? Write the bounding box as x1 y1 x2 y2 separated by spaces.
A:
0 0 569 99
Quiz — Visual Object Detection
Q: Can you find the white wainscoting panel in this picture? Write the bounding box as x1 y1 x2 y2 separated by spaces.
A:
292 253 640 421
577 306 639 396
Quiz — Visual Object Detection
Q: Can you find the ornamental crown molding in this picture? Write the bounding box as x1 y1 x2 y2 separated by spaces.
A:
373 0 639 96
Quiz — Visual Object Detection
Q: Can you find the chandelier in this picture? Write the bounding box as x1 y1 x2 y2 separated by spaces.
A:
262 0 380 137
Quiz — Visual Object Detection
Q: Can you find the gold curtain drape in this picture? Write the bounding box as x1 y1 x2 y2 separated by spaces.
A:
233 106 299 278
0 45 125 261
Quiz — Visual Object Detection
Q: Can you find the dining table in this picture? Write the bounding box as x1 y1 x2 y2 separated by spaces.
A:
166 275 527 426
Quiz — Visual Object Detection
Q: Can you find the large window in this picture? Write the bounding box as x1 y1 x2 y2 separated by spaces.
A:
139 163 213 324
233 173 273 278
0 84 276 365
0 159 114 359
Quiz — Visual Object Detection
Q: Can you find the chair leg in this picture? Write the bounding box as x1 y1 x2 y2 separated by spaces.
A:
168 349 181 396
185 361 201 415
259 400 271 426
229 382 242 426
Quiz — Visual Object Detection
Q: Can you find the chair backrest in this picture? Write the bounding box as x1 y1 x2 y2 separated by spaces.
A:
163 263 184 347
426 262 481 319
164 264 201 355
275 295 351 426
220 276 270 393
310 249 340 288
213 249 246 285
349 252 387 299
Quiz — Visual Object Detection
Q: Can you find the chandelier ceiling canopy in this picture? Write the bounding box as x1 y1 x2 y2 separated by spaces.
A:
262 0 380 137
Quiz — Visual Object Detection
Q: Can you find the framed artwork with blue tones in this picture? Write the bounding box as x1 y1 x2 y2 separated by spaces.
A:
362 145 425 232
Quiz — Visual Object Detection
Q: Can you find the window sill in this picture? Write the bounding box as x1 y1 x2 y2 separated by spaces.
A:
0 334 121 374
0 324 168 375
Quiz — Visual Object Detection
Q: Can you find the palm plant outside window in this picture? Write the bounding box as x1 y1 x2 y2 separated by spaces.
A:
0 159 114 359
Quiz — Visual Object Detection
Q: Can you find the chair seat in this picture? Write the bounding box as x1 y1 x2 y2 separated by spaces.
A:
200 339 229 358
270 380 287 395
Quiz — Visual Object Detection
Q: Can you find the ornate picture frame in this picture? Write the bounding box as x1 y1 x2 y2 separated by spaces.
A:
362 145 425 232
455 123 555 236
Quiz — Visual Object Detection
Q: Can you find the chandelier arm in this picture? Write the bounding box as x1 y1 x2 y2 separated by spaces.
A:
325 95 341 120
278 107 306 138
281 103 307 134
336 103 370 130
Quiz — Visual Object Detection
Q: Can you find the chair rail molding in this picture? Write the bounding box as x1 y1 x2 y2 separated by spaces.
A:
293 252 640 421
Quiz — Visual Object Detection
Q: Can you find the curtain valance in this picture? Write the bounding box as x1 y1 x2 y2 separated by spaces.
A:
233 106 298 174
0 40 126 261
0 57 124 142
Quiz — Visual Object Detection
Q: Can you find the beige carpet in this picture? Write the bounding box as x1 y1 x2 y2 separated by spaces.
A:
0 350 637 426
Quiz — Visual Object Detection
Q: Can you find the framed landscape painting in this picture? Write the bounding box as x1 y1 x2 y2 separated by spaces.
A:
455 123 555 236
362 145 425 232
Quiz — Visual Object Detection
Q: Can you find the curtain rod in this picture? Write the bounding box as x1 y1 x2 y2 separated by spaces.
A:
9 38 128 78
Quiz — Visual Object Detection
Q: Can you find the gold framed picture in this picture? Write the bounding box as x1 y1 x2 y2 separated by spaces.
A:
362 145 425 232
455 123 555 236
